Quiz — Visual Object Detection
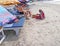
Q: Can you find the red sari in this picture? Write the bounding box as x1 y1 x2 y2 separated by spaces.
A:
35 11 45 19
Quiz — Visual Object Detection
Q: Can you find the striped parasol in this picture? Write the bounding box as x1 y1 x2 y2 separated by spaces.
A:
0 0 20 5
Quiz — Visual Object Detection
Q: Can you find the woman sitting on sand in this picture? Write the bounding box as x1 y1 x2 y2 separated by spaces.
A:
32 9 45 20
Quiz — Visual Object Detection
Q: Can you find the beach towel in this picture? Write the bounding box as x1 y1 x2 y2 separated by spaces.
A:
0 6 17 25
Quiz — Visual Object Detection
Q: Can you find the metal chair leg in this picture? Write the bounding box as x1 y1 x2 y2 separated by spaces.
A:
14 28 19 36
0 28 6 44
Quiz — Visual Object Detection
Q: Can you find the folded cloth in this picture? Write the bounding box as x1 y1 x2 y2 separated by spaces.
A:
18 0 29 3
18 0 30 7
7 18 17 24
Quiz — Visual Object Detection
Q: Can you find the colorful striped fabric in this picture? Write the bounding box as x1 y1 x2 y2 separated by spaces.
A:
0 6 16 26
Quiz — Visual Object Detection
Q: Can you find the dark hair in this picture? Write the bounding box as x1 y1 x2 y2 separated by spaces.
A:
39 9 42 13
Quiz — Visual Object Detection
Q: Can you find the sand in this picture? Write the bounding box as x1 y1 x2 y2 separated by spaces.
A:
0 2 60 46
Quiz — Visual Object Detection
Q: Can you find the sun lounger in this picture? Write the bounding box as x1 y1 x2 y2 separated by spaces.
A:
0 5 18 44
3 17 25 36
0 5 25 44
0 5 25 36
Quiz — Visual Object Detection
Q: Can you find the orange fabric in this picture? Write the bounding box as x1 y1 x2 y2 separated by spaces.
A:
0 0 20 5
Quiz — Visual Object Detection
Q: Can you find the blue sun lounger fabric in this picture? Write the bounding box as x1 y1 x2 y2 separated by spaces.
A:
0 6 16 26
0 5 25 28
4 17 25 28
0 6 25 44
0 5 25 36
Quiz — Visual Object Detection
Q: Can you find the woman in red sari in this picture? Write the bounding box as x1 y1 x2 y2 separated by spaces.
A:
32 9 45 20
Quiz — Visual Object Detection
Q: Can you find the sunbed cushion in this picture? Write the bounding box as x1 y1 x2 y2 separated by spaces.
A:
4 17 25 28
0 6 17 25
5 6 24 18
5 6 24 15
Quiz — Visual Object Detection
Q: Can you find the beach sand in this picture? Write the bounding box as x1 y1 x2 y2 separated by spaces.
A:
0 2 60 46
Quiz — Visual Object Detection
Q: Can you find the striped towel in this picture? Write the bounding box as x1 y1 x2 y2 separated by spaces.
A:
0 6 16 26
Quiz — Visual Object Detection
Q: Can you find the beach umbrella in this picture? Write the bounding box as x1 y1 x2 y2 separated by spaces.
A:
0 0 20 5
